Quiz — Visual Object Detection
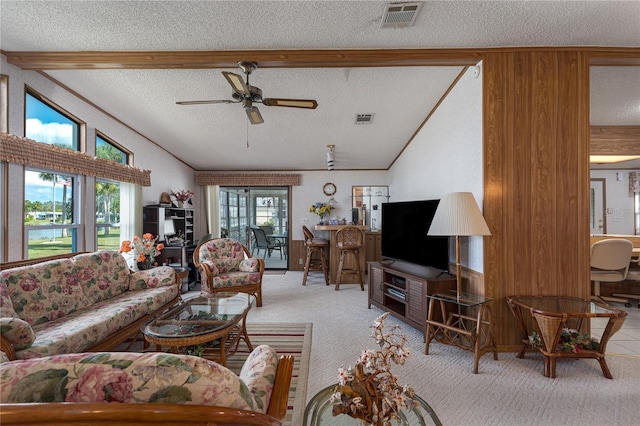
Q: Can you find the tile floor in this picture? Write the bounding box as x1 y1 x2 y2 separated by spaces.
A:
591 303 640 357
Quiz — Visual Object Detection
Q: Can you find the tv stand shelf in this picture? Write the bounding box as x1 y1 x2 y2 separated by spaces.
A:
368 261 457 332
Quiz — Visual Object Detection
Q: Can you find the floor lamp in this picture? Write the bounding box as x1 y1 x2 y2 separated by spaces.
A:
427 192 491 299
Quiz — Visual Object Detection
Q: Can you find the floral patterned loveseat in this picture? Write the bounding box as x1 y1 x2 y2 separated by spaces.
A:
0 251 180 361
0 346 293 425
193 237 265 306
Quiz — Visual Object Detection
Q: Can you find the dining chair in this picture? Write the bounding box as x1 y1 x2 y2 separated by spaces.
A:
250 225 283 259
590 238 633 304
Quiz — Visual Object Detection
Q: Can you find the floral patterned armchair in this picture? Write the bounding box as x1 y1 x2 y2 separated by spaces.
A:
0 345 294 425
193 238 265 306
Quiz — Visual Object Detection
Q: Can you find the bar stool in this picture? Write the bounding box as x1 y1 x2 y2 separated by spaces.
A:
302 225 329 286
335 226 365 291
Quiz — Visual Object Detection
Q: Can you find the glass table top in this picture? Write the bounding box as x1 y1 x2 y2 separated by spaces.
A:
427 290 493 307
142 293 254 338
507 296 624 316
304 384 442 426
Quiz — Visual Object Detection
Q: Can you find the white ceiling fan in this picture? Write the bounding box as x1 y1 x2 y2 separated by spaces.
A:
176 61 318 124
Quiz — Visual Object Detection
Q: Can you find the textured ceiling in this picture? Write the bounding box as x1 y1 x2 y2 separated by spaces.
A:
1 1 639 171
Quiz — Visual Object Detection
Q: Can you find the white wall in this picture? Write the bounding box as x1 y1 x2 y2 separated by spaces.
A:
2 55 198 259
388 66 484 272
590 169 638 235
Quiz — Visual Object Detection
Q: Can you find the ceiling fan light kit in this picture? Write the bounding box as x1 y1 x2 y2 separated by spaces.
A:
177 61 318 124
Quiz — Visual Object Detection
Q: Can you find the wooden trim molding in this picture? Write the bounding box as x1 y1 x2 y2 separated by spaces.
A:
590 126 640 154
3 47 638 70
195 172 301 186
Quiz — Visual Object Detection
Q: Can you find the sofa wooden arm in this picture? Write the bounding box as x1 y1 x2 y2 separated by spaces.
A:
267 354 295 420
0 403 282 425
1 334 17 361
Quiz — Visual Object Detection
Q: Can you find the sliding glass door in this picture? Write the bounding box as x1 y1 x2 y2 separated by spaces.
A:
219 186 289 270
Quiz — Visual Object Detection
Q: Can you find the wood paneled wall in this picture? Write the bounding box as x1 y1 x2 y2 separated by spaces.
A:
482 51 591 349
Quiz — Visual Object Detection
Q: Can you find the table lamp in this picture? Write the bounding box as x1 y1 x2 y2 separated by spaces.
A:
427 192 491 299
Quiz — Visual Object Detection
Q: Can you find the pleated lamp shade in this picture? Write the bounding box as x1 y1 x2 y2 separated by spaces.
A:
428 192 491 237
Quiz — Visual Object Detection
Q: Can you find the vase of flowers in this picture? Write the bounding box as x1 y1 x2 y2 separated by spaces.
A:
330 312 419 425
171 189 194 208
529 328 600 353
310 202 334 225
120 233 164 270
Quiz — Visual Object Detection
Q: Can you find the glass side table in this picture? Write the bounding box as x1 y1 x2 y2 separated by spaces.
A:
425 291 498 374
303 384 442 425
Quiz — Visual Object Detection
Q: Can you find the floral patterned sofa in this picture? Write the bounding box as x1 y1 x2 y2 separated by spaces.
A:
0 251 180 361
0 345 293 425
193 237 266 306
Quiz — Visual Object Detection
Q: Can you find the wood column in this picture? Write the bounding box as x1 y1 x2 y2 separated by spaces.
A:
482 51 591 349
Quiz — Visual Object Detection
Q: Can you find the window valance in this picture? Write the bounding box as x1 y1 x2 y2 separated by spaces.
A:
196 172 301 186
0 132 151 186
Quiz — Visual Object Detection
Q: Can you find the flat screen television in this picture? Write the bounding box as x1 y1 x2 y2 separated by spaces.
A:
381 200 450 272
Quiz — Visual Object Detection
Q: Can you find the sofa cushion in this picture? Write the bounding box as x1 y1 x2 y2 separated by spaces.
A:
72 251 130 304
212 272 263 290
0 280 18 318
198 239 245 273
0 317 35 350
1 351 256 412
1 258 90 326
239 344 279 413
129 266 176 291
15 286 178 360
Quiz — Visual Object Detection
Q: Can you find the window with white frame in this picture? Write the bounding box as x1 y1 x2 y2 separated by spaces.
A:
95 134 131 249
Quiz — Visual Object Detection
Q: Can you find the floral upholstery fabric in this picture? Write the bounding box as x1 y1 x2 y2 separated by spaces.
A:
71 251 130 304
0 351 9 364
1 250 178 360
239 344 279 412
198 239 247 274
0 318 35 350
0 346 278 414
16 286 178 360
212 271 263 289
1 258 90 325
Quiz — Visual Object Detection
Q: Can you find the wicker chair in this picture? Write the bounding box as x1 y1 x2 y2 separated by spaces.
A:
301 225 329 286
193 237 265 306
334 226 365 291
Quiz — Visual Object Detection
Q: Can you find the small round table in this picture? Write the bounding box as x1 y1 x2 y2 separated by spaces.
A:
303 384 442 425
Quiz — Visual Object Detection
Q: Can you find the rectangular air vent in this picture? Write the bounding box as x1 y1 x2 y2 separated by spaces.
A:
355 114 374 125
380 2 423 29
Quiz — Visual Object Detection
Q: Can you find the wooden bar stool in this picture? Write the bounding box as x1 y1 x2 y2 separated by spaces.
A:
335 226 365 291
302 225 329 286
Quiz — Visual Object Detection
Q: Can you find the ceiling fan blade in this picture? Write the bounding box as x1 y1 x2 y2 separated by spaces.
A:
222 71 250 95
245 106 264 125
176 100 238 105
262 98 318 109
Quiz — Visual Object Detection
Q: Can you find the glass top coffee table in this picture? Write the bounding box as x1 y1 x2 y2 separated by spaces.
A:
142 292 254 366
507 296 627 379
303 384 442 425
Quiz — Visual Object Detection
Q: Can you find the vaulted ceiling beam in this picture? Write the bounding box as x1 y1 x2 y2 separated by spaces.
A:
3 47 638 70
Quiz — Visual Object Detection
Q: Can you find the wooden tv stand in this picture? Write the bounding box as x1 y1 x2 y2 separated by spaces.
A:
368 261 456 332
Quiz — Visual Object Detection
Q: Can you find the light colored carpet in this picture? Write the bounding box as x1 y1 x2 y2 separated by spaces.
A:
212 271 640 426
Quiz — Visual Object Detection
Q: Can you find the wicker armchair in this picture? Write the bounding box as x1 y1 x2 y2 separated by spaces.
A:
193 237 265 306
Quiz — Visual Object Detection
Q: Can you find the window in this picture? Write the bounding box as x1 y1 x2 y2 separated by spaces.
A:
95 134 130 249
24 169 79 258
25 91 79 150
24 91 81 258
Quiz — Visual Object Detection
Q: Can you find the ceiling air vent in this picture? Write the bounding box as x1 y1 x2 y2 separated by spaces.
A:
355 114 374 125
380 2 423 29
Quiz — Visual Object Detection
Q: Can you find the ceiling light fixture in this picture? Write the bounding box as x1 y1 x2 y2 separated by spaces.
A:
327 144 335 171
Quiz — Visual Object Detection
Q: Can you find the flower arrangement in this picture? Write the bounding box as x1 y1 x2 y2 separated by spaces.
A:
172 189 194 203
529 328 600 353
120 233 164 269
330 312 419 425
309 202 334 220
